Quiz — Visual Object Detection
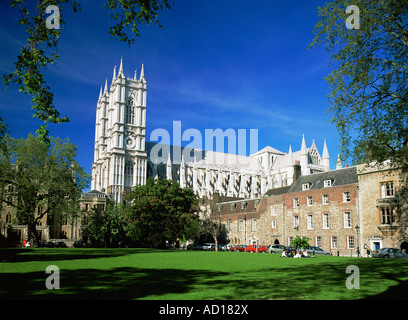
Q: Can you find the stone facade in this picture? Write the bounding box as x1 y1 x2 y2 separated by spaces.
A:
357 161 408 253
92 60 332 203
0 188 109 246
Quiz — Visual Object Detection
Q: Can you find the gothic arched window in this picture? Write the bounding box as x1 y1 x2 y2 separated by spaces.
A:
124 161 134 186
125 99 135 124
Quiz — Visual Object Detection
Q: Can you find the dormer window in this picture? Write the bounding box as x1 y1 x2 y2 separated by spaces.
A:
324 179 333 187
302 183 311 191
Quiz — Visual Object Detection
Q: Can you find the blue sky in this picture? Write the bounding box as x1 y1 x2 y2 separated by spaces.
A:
0 0 343 182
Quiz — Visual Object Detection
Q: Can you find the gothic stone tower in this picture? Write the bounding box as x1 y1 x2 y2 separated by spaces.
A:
91 59 147 203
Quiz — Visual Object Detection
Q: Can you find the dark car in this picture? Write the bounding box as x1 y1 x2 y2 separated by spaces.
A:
187 244 203 251
55 241 67 248
74 240 91 248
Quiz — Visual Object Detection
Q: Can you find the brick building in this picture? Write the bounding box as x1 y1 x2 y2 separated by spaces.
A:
283 166 359 256
215 166 363 256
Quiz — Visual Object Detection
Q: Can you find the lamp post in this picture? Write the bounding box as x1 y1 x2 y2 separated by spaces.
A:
355 225 360 257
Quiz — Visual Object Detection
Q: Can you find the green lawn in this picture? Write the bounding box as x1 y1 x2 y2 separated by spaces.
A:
1 248 408 300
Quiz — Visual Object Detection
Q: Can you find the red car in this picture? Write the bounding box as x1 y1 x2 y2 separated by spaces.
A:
246 245 268 253
230 245 247 252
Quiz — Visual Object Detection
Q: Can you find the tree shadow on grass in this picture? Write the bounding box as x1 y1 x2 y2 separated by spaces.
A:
0 248 176 263
0 267 228 300
207 258 408 300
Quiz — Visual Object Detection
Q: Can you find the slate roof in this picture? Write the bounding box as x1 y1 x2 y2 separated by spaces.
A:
264 185 291 197
287 166 358 193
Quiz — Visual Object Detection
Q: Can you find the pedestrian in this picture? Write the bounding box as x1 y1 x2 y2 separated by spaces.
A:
366 247 370 258
356 247 360 257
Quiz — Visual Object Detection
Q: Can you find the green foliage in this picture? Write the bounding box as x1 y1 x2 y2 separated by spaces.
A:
0 133 90 245
105 0 172 45
123 178 200 245
310 0 408 170
81 201 128 247
4 0 171 144
290 235 310 250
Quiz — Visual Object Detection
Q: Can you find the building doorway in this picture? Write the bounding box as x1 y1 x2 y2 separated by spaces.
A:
400 241 408 252
274 239 280 245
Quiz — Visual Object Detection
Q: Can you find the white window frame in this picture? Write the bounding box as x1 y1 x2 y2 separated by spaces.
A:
381 181 394 198
324 179 333 187
347 236 355 249
302 183 311 191
293 198 299 208
293 216 299 229
307 214 313 230
307 196 313 206
322 194 329 205
227 219 232 232
323 213 330 229
344 211 352 228
251 218 257 231
331 236 338 249
343 191 351 203
271 220 276 229
238 219 243 231
271 205 277 216
316 236 322 248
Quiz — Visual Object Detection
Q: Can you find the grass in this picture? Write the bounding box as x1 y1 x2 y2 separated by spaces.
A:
1 248 408 300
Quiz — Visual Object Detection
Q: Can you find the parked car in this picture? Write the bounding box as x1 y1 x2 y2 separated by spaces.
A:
246 245 268 253
230 245 247 252
372 247 408 258
187 243 203 250
73 240 91 248
224 244 235 251
207 244 224 251
305 246 331 256
55 241 67 248
268 244 286 254
202 243 214 251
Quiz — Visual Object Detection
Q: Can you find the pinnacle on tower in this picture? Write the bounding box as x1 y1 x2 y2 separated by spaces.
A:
140 63 145 82
322 139 330 171
288 144 293 166
301 134 307 154
111 65 117 84
103 79 108 94
118 57 124 77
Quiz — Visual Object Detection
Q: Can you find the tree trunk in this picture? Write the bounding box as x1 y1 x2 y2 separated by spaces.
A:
27 222 40 247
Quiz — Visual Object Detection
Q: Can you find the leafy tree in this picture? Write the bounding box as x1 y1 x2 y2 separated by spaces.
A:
123 178 200 246
290 235 310 252
0 133 90 246
4 0 172 144
81 201 128 247
199 194 229 251
310 1 408 170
